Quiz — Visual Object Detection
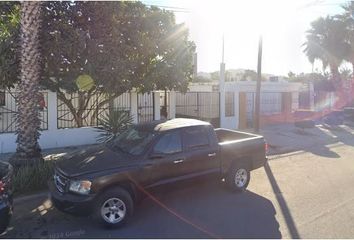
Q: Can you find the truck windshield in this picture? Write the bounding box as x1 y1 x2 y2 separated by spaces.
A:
110 127 156 155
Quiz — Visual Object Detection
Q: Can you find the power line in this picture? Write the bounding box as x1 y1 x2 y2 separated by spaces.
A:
145 4 191 13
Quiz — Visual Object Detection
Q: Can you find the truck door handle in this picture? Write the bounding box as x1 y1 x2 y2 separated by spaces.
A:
208 153 216 157
173 159 184 164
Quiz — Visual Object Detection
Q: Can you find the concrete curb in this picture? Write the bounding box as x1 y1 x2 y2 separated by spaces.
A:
14 191 49 204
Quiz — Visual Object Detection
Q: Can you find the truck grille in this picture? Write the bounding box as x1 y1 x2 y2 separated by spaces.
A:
54 171 68 193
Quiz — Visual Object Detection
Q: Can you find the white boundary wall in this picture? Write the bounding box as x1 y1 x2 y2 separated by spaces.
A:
189 81 302 130
0 90 169 154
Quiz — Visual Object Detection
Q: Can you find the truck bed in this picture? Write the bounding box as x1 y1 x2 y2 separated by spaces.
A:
215 128 262 144
214 128 266 172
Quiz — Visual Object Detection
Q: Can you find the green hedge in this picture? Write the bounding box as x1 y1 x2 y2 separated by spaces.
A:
12 161 54 196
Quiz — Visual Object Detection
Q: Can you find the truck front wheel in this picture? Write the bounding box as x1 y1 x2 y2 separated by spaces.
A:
226 164 250 192
95 187 134 228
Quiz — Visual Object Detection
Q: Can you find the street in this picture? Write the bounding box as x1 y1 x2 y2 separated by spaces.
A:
3 129 354 238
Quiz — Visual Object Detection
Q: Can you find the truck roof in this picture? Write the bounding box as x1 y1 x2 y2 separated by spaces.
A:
136 118 211 132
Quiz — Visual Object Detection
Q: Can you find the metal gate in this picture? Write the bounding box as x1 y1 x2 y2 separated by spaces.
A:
246 92 255 128
160 91 170 119
245 92 283 128
176 92 220 127
299 91 310 109
137 93 154 123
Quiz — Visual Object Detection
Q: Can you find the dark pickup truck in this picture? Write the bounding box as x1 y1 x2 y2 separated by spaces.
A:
49 118 267 227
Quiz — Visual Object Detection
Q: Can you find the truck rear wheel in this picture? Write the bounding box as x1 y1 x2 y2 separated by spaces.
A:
95 187 134 228
226 163 250 192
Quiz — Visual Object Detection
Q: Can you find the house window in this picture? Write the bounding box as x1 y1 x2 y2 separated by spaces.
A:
0 91 5 106
225 92 235 117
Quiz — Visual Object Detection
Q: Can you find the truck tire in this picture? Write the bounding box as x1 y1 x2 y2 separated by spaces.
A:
95 187 134 228
226 163 250 192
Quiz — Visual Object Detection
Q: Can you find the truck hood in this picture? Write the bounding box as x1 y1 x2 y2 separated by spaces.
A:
55 144 139 178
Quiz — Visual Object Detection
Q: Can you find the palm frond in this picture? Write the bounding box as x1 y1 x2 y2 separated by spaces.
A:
95 109 133 143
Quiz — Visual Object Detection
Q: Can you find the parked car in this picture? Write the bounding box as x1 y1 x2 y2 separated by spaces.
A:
0 161 13 234
49 118 267 228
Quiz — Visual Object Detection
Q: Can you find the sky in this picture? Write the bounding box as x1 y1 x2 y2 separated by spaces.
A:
142 0 347 76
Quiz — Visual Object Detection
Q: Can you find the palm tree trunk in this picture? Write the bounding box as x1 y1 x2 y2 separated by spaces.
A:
11 2 42 166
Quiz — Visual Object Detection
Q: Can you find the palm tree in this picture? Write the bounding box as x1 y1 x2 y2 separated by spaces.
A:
303 16 350 86
10 2 42 167
337 2 354 76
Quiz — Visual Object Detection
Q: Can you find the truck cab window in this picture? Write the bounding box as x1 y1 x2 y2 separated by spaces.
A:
184 127 209 149
153 131 182 154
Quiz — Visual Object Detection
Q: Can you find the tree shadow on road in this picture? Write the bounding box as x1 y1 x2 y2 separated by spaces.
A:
307 144 341 158
265 124 343 159
325 125 354 148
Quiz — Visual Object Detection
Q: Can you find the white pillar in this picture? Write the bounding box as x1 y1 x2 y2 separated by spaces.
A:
47 91 58 130
292 92 299 111
130 92 138 123
168 91 176 119
219 62 226 128
153 92 160 120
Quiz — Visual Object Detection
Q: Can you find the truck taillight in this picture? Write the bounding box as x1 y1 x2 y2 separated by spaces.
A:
0 181 5 194
264 142 269 154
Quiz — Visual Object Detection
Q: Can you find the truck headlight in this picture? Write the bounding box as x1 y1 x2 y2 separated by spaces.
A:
69 180 92 194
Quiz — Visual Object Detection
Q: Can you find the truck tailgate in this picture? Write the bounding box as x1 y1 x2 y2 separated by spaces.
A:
215 128 266 172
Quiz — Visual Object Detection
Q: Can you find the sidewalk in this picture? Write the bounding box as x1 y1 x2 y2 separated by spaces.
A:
0 144 96 163
1 123 354 161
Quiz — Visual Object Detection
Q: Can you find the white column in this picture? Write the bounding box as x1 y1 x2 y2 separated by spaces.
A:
153 92 160 120
219 62 226 128
47 91 58 130
168 91 176 119
292 92 299 111
130 92 138 123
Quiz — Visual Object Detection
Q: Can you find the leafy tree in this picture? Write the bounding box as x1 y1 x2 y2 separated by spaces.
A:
210 71 220 81
287 72 328 83
287 71 296 79
0 2 20 89
239 69 267 81
303 16 350 85
192 75 212 82
0 1 196 127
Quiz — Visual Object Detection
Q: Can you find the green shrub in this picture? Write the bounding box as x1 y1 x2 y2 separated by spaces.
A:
12 161 54 196
96 109 134 143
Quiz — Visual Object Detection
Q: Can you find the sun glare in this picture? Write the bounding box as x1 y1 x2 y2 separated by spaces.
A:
186 0 298 37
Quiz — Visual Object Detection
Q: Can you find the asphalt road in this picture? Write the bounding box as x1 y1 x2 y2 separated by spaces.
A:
3 136 354 238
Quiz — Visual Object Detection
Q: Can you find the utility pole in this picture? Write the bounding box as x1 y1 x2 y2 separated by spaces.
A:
254 35 262 132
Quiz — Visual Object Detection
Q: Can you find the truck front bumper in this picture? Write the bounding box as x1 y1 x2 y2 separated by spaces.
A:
48 181 96 216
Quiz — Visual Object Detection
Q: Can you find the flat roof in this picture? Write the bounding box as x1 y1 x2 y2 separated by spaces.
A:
135 118 210 132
